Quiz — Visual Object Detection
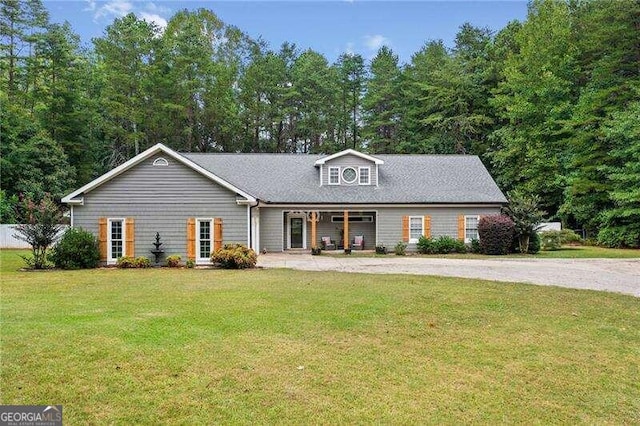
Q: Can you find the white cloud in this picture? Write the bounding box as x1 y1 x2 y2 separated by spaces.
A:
94 0 133 20
84 0 97 12
144 2 171 15
140 12 167 31
363 34 390 51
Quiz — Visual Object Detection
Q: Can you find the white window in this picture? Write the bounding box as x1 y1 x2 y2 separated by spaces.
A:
465 216 479 242
342 167 357 183
108 218 125 263
197 219 213 262
329 167 340 185
409 216 423 243
359 167 370 185
153 157 168 166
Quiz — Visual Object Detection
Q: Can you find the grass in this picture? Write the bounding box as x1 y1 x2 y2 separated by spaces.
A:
1 249 639 423
328 245 640 259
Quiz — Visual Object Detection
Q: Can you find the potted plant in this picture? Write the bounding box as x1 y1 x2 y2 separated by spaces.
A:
311 246 322 255
375 244 387 255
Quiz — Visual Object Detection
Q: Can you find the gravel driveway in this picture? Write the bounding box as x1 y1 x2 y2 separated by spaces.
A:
257 254 640 297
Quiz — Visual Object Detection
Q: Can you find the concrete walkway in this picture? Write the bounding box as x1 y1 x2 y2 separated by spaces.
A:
257 254 640 297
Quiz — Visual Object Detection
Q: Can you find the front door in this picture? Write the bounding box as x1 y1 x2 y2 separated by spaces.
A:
290 217 304 249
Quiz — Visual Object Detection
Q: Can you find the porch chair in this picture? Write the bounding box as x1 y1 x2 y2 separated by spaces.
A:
352 235 365 250
321 236 336 251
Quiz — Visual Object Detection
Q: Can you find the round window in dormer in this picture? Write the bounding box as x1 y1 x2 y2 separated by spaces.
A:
342 167 357 183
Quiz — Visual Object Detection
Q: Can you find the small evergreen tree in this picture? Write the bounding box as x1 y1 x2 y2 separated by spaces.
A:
13 194 64 269
503 190 546 254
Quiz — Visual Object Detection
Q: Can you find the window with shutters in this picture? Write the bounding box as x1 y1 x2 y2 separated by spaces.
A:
409 216 423 243
465 216 479 242
108 218 125 263
197 219 213 261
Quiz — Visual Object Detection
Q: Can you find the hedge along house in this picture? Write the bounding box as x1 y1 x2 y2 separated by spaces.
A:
62 144 507 264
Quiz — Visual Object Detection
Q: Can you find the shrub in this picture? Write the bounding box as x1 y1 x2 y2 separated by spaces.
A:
186 259 195 269
135 257 151 268
469 238 481 254
540 231 562 250
49 228 100 269
116 256 136 268
433 236 466 254
559 229 583 245
394 241 407 256
478 215 515 255
211 244 257 269
166 255 182 267
117 256 151 268
416 236 435 254
375 244 387 255
528 231 541 254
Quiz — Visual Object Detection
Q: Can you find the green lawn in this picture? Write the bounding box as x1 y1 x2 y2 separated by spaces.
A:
1 249 639 423
330 245 640 259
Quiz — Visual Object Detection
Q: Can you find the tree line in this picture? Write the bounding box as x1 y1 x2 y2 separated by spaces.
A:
1 0 638 247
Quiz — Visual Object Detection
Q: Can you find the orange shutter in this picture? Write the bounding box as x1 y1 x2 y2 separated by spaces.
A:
125 218 135 257
214 218 223 252
402 216 409 242
458 215 465 241
98 217 107 261
424 215 431 238
186 218 196 260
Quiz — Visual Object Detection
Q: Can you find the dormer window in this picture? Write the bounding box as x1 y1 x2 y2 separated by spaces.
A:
342 167 357 184
359 167 370 185
329 167 340 185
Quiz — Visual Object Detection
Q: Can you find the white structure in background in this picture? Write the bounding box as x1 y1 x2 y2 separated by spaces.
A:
0 224 68 248
537 222 562 232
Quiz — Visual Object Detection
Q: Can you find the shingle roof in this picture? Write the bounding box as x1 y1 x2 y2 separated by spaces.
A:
181 152 507 204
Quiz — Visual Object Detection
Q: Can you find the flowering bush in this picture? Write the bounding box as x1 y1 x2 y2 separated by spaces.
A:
166 255 182 267
211 244 257 269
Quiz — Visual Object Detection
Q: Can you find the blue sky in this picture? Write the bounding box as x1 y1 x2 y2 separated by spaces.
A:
43 1 528 64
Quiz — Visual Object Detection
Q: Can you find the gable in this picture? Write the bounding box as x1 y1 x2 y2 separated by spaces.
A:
62 144 255 204
81 154 242 206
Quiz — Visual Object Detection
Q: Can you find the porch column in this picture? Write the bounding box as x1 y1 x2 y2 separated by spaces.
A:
311 211 317 249
343 210 349 249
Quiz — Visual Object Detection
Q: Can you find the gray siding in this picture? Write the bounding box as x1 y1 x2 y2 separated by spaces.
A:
259 208 285 252
73 154 248 262
257 206 500 252
321 154 378 186
376 206 501 250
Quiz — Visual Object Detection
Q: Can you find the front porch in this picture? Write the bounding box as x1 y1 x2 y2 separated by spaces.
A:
282 210 377 252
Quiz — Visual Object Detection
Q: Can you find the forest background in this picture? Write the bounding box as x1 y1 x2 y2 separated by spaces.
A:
1 0 639 247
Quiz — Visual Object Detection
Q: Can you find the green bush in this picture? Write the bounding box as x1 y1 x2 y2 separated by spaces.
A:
49 228 100 269
211 244 257 269
135 257 151 268
433 236 466 254
528 231 541 254
186 259 195 268
116 256 151 268
540 231 562 250
166 255 182 267
394 241 407 256
416 236 435 254
469 238 482 254
116 256 136 268
559 229 583 245
478 215 515 255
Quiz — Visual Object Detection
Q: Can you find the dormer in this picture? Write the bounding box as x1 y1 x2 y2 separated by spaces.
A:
315 149 384 187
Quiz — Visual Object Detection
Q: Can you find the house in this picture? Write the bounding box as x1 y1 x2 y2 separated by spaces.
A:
61 144 507 264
